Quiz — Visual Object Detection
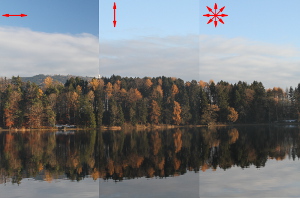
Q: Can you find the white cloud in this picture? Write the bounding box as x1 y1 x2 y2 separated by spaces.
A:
100 35 199 81
200 35 300 89
100 34 300 88
0 26 99 77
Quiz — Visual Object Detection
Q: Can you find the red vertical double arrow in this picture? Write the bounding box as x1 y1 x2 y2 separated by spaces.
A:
113 2 117 27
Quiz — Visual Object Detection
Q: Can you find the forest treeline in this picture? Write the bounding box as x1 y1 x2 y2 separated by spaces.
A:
1 75 300 128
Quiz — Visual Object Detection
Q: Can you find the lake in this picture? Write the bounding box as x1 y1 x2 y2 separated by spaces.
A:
0 130 100 198
199 125 300 197
2 126 300 197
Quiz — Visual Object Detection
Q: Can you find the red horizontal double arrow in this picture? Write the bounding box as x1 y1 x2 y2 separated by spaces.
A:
203 14 228 18
2 14 27 17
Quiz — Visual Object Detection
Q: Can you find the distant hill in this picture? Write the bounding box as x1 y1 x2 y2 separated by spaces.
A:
20 74 94 85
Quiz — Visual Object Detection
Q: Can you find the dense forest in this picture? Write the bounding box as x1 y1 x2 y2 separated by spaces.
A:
1 75 300 128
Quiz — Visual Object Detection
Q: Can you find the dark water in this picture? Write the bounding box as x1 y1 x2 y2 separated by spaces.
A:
2 126 300 197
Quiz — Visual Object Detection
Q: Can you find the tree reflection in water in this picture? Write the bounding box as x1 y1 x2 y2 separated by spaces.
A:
100 128 201 181
101 126 300 180
1 126 299 184
200 125 300 172
0 130 99 185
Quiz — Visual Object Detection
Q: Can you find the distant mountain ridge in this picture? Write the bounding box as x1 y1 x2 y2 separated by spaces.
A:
20 74 94 85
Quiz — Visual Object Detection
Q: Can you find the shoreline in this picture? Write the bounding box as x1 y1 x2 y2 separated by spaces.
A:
0 122 299 132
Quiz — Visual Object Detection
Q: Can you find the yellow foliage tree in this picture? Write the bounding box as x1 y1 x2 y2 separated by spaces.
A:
76 85 82 94
89 78 100 91
113 80 121 93
158 79 162 86
38 88 43 98
149 100 161 124
144 78 153 88
199 80 206 88
87 90 95 102
105 82 113 98
172 101 182 125
227 107 238 123
151 85 163 99
128 88 142 103
43 76 53 89
171 84 179 98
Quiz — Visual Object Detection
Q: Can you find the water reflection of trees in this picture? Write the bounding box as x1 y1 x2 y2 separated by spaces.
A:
100 126 300 180
3 126 299 184
99 128 202 181
200 126 300 172
0 130 99 185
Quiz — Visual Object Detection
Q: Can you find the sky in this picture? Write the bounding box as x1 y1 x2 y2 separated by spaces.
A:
99 0 199 81
100 0 300 89
1 1 300 88
200 0 300 89
0 0 99 78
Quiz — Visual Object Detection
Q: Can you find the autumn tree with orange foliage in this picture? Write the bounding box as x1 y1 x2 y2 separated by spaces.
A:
2 75 300 128
105 82 113 98
227 107 239 123
171 84 179 99
172 101 182 125
43 76 53 90
149 100 161 125
4 89 22 128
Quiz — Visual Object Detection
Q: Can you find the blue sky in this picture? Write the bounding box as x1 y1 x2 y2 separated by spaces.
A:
0 0 98 36
199 0 300 89
100 0 199 81
201 0 300 46
99 0 199 40
1 1 300 88
0 0 99 78
100 0 300 89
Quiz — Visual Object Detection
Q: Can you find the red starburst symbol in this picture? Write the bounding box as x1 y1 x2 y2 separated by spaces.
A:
203 3 228 27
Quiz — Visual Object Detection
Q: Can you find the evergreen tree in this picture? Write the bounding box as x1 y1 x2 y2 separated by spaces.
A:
136 99 148 124
78 95 96 128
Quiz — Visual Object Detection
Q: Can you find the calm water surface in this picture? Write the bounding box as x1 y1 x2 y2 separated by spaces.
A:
100 128 201 198
2 126 300 197
0 130 99 198
199 125 300 197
